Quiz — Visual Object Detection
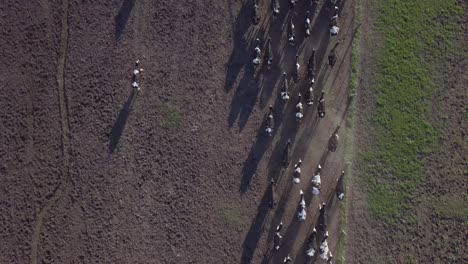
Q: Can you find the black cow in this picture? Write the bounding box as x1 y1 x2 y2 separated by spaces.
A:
318 202 327 231
272 0 280 16
289 0 297 9
308 49 316 79
336 170 345 201
328 126 340 152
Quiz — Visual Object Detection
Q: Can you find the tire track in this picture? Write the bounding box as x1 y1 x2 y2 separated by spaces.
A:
30 0 71 263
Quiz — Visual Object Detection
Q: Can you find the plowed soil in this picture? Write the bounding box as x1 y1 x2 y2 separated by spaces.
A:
0 0 354 263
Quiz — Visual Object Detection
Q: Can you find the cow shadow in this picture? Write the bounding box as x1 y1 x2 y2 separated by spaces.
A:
241 185 274 264
239 100 280 193
109 88 138 153
225 1 255 92
239 129 270 193
115 0 136 40
239 86 293 193
227 52 267 130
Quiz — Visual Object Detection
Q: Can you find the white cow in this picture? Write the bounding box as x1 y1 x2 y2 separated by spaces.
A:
297 190 307 221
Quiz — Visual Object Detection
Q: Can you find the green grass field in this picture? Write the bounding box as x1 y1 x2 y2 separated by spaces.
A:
361 0 463 225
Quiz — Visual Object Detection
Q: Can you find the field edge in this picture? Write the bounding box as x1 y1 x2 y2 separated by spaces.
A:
337 0 363 262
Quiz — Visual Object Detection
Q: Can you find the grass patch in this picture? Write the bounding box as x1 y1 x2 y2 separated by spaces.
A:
217 203 248 230
361 0 463 225
432 195 468 221
161 103 182 129
367 255 395 264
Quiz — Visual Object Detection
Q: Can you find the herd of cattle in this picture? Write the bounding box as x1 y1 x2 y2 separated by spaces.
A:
256 0 341 136
129 0 347 263
250 0 347 263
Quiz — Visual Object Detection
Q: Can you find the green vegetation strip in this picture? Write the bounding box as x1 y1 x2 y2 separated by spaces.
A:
337 0 362 263
362 0 463 224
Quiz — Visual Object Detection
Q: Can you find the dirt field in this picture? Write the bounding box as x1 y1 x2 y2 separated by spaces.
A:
0 0 355 263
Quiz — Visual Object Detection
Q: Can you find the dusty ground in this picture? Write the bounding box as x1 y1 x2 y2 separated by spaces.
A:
0 0 354 263
346 0 467 263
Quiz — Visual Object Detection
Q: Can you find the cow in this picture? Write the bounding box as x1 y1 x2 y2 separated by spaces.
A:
273 221 283 250
132 60 144 91
305 80 314 106
317 92 325 118
336 170 345 201
295 94 304 122
293 159 302 183
329 20 339 36
319 231 330 260
298 190 307 221
294 55 301 81
305 11 311 37
327 0 338 13
306 228 317 257
272 0 280 17
328 126 340 152
331 6 339 22
312 164 322 195
308 49 316 79
265 105 274 136
288 17 296 44
264 37 273 66
253 38 261 67
289 0 297 9
252 0 260 25
280 72 290 101
318 202 327 231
